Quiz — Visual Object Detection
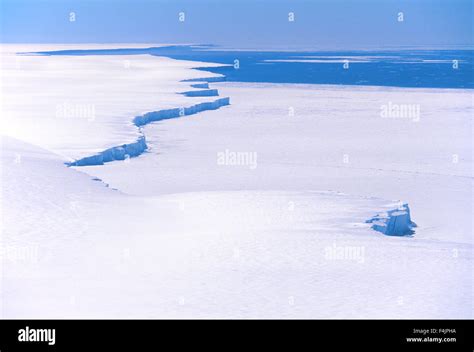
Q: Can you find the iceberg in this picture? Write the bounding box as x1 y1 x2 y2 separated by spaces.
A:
367 203 416 236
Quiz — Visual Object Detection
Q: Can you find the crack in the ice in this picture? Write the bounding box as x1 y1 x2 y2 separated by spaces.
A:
67 78 230 167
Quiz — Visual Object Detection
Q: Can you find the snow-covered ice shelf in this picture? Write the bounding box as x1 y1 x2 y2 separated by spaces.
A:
1 45 472 319
67 95 230 166
3 136 471 319
0 45 229 163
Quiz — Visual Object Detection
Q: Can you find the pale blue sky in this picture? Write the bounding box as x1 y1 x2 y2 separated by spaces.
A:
0 0 472 48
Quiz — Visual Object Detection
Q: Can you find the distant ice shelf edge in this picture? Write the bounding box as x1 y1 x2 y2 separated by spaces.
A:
367 203 416 236
66 79 229 167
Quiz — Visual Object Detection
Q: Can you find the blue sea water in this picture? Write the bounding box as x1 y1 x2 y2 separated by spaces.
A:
37 45 473 89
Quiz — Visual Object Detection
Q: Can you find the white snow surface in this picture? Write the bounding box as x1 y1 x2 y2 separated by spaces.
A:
2 136 471 318
86 83 473 245
1 45 472 318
